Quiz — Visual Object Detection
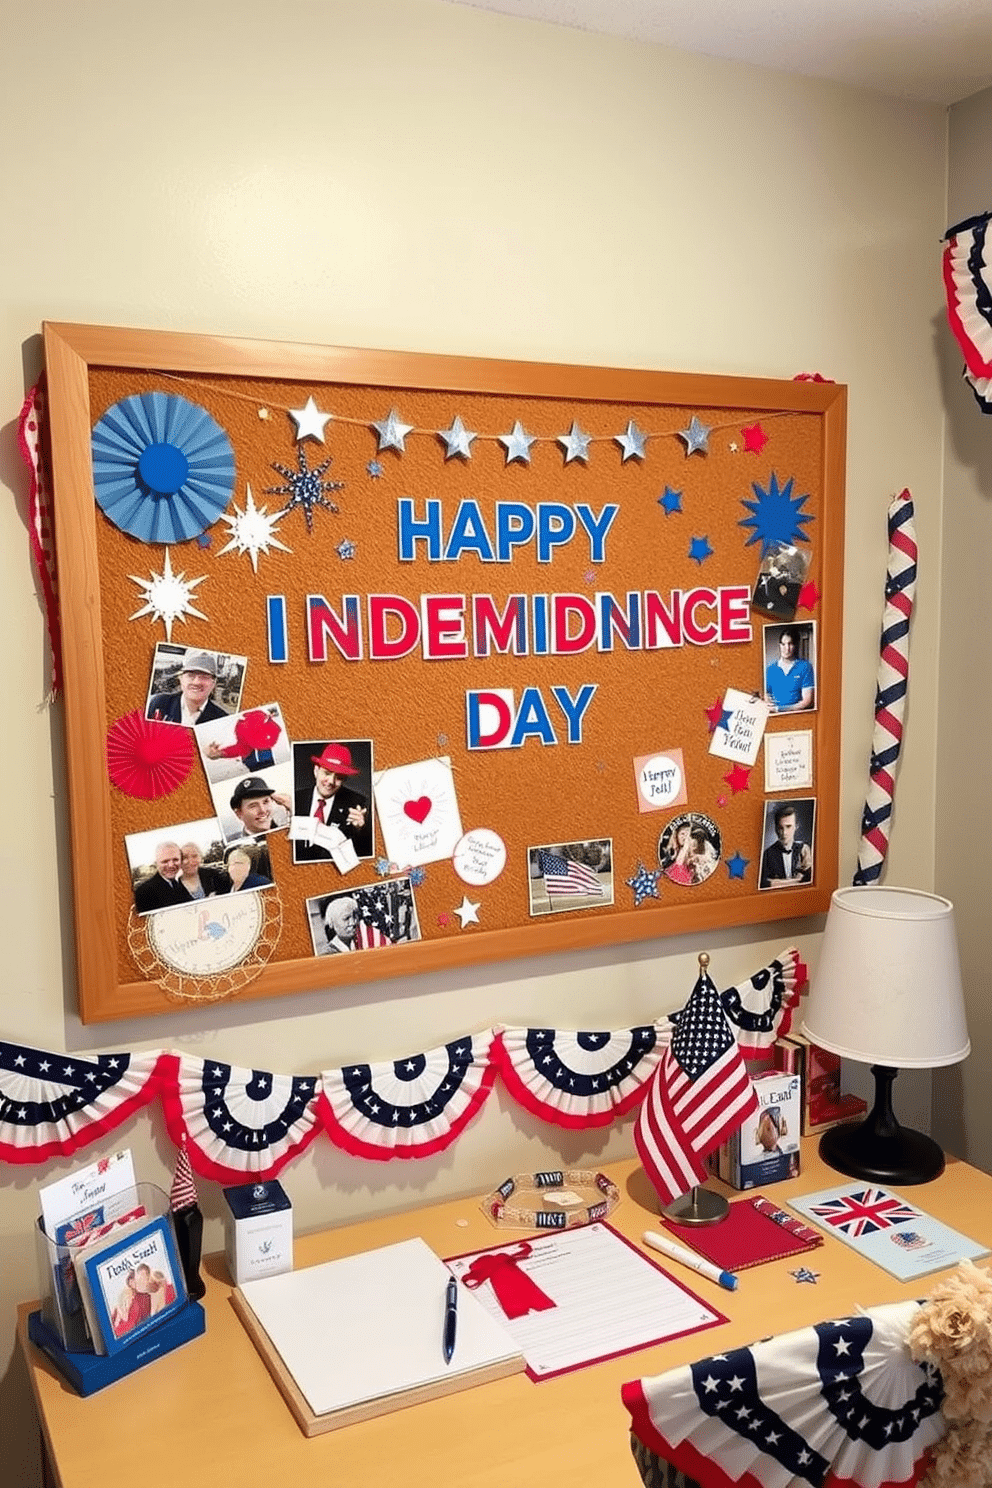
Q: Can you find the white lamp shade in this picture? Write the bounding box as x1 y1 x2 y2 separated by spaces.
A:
801 886 970 1069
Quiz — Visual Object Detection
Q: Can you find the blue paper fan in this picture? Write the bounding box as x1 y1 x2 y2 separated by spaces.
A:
91 392 236 543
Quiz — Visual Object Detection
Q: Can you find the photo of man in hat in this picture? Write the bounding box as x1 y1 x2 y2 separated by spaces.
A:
229 775 292 838
292 739 374 863
147 647 230 727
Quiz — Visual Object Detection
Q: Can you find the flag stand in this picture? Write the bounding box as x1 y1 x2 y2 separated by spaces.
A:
662 1185 729 1227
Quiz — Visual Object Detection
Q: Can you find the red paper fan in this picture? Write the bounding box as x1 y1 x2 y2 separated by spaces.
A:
107 709 194 799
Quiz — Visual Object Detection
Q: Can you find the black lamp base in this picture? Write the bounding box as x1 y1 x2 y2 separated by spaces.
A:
817 1064 945 1186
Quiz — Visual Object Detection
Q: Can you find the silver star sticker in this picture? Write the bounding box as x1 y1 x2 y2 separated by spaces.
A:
438 415 477 460
558 421 592 464
498 420 538 465
614 420 647 462
678 415 711 454
371 408 414 452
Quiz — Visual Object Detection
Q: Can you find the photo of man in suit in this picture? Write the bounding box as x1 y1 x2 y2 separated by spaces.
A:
133 840 195 914
293 740 373 862
759 800 815 890
147 648 229 727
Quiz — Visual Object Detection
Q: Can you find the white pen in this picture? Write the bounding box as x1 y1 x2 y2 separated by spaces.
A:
642 1229 739 1292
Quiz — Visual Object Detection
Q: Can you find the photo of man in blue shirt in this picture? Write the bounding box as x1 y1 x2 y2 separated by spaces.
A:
764 624 815 713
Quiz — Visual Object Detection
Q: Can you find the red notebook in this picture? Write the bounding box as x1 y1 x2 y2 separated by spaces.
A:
662 1195 823 1271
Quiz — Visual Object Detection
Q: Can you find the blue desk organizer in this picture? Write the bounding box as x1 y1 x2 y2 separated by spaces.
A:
27 1300 205 1395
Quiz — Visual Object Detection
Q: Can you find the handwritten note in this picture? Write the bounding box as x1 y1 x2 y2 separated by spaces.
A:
764 730 814 792
708 689 769 766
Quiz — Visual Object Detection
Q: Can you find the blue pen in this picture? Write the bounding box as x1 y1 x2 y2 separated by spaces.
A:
443 1276 459 1363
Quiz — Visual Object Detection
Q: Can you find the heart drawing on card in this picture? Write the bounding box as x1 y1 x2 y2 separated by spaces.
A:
403 796 432 824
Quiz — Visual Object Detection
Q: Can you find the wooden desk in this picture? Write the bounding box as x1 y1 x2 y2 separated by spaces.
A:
18 1143 992 1488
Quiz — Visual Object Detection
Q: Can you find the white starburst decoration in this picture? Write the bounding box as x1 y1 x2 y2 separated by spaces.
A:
216 484 292 573
129 548 208 641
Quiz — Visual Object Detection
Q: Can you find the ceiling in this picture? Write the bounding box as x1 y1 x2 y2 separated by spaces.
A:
449 0 992 104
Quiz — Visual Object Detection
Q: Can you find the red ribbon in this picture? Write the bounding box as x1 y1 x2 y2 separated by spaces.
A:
462 1243 556 1319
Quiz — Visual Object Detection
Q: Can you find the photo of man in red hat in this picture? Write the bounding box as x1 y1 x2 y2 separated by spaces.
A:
292 738 374 862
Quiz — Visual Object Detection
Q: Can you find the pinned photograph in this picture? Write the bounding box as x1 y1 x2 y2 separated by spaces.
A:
751 542 811 620
759 799 816 890
125 819 274 915
196 702 290 783
145 643 246 727
211 769 294 844
306 878 421 957
763 621 817 715
291 739 374 865
527 839 613 916
658 813 722 887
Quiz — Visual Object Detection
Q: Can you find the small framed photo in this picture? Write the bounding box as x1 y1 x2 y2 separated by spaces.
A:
527 838 614 916
759 798 817 891
751 542 810 620
81 1214 186 1355
762 621 817 715
306 878 422 957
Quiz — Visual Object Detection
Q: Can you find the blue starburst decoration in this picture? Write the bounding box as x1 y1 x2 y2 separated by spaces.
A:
408 866 427 887
726 851 749 880
266 448 344 533
689 535 713 564
336 538 356 560
375 857 393 877
740 471 814 555
658 486 682 515
367 460 383 478
625 862 661 906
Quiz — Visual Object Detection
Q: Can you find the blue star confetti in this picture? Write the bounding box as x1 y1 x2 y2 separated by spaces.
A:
789 1267 820 1284
689 535 713 564
678 415 711 455
267 448 343 533
336 538 356 560
658 486 682 515
375 857 393 877
740 471 814 555
196 532 212 548
408 866 427 887
367 460 383 478
626 862 662 906
726 851 750 880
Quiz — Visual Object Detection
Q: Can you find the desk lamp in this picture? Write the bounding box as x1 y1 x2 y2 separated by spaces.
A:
802 886 969 1185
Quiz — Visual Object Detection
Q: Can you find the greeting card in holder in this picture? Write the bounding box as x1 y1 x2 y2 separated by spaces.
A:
78 1212 187 1355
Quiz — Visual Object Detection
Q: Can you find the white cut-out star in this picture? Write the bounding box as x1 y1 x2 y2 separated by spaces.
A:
288 395 333 442
498 420 538 465
454 897 481 928
558 421 592 463
216 484 292 573
438 415 477 460
129 548 208 641
614 420 647 461
372 408 414 452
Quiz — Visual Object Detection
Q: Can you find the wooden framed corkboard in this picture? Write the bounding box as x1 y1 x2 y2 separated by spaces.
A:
43 323 845 1024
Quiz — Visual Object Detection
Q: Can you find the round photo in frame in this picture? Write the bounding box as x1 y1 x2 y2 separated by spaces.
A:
658 812 722 887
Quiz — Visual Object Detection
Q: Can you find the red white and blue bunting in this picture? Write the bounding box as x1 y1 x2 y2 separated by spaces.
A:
0 947 806 1181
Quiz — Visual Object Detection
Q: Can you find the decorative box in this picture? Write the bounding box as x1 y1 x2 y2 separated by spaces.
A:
223 1179 293 1285
717 1073 802 1190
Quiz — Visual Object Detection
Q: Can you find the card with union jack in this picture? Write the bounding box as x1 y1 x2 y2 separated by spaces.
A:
788 1181 989 1281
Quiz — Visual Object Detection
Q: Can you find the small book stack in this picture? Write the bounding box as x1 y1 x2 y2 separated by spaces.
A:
30 1148 205 1395
773 1032 867 1135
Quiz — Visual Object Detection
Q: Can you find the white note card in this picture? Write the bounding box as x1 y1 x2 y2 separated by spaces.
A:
238 1237 521 1417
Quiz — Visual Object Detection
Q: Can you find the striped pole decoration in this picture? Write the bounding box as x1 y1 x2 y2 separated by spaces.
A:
853 491 917 885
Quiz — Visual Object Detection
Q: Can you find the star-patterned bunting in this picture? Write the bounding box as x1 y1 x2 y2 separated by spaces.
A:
626 862 661 906
615 420 647 462
658 486 682 515
723 764 751 795
371 409 414 452
454 897 481 928
689 536 713 564
498 421 538 465
678 415 711 454
438 416 477 460
726 851 749 880
288 396 332 442
558 421 592 463
267 448 344 533
798 579 820 612
741 421 769 454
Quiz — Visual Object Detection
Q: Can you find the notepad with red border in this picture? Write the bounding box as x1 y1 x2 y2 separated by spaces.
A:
661 1195 823 1271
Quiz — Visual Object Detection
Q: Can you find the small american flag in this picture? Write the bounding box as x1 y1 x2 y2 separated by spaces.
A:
539 850 606 901
635 960 757 1204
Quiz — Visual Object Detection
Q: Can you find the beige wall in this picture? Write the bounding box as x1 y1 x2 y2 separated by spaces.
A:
0 1 948 1481
933 87 992 1165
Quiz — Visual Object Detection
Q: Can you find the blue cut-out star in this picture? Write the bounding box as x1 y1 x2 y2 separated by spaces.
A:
367 460 384 478
626 862 662 906
689 535 713 564
740 470 814 555
726 852 749 880
678 415 711 455
409 866 427 887
658 486 682 515
717 706 733 732
336 538 356 560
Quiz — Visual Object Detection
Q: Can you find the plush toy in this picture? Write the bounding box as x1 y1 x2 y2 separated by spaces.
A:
909 1258 992 1488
